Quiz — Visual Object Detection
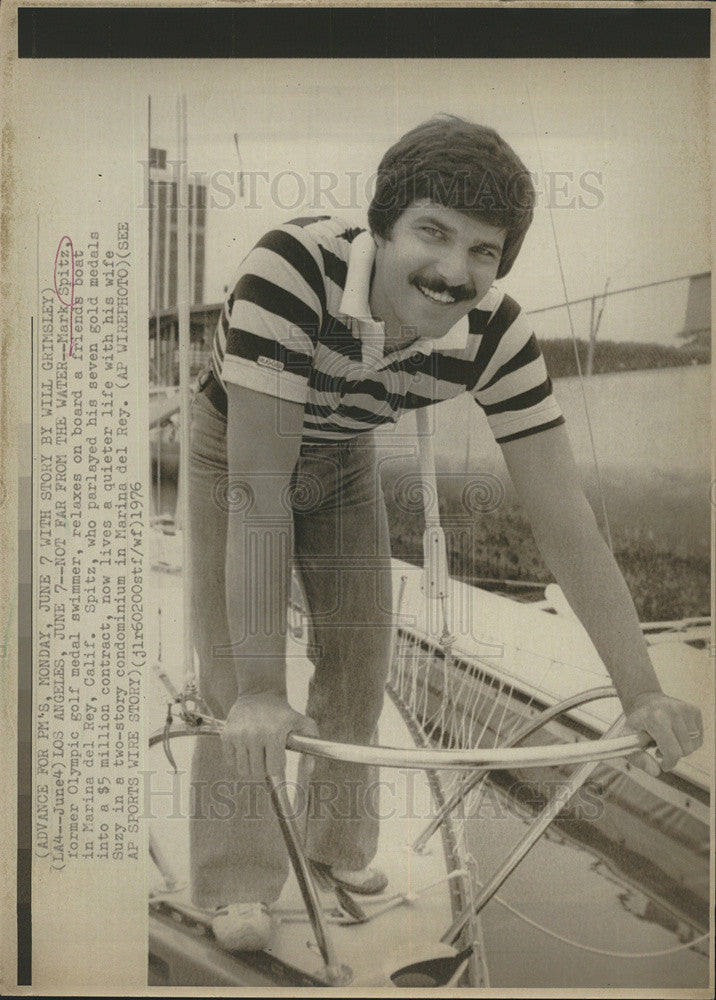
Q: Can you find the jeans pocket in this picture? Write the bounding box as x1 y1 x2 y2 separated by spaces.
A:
191 393 228 470
193 389 226 426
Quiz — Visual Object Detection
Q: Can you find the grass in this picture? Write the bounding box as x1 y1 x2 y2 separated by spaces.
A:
382 470 710 623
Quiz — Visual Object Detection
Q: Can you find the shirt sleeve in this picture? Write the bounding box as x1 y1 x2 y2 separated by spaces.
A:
218 224 325 404
471 293 565 443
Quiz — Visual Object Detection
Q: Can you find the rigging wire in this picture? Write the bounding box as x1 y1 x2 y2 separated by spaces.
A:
523 79 614 552
483 885 710 960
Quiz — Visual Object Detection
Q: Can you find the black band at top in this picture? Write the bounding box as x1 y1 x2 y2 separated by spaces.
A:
18 7 710 60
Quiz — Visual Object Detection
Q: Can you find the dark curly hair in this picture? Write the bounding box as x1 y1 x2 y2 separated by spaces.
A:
368 115 535 279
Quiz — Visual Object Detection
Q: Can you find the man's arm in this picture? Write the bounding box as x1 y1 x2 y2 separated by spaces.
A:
221 382 317 778
499 423 703 771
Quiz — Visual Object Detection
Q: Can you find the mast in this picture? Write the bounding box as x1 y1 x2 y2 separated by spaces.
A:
176 94 195 689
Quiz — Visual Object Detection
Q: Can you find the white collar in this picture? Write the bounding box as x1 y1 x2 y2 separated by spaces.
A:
339 229 471 355
339 230 376 321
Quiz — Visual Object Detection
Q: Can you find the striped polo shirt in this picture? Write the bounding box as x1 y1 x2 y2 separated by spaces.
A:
211 216 564 446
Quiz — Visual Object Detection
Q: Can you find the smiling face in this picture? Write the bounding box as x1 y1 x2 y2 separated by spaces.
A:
369 200 505 349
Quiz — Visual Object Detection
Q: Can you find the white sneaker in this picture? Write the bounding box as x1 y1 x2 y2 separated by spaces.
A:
329 865 388 895
211 902 273 951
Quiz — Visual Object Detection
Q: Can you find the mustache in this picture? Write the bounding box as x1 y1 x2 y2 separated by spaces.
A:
410 277 476 302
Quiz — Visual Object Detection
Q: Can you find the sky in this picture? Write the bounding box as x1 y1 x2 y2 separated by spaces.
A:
145 58 710 344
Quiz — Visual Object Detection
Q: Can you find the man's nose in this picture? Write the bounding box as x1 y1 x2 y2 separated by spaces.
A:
435 246 471 288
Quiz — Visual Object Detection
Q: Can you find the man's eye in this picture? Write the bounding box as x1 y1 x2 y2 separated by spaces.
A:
473 246 497 258
420 226 444 239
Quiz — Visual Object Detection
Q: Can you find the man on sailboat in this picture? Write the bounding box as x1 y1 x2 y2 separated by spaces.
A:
188 115 703 949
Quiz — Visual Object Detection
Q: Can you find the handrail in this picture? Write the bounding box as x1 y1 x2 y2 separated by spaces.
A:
285 731 652 770
149 717 653 771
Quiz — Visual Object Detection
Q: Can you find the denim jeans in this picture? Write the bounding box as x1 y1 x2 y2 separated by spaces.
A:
188 385 394 907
